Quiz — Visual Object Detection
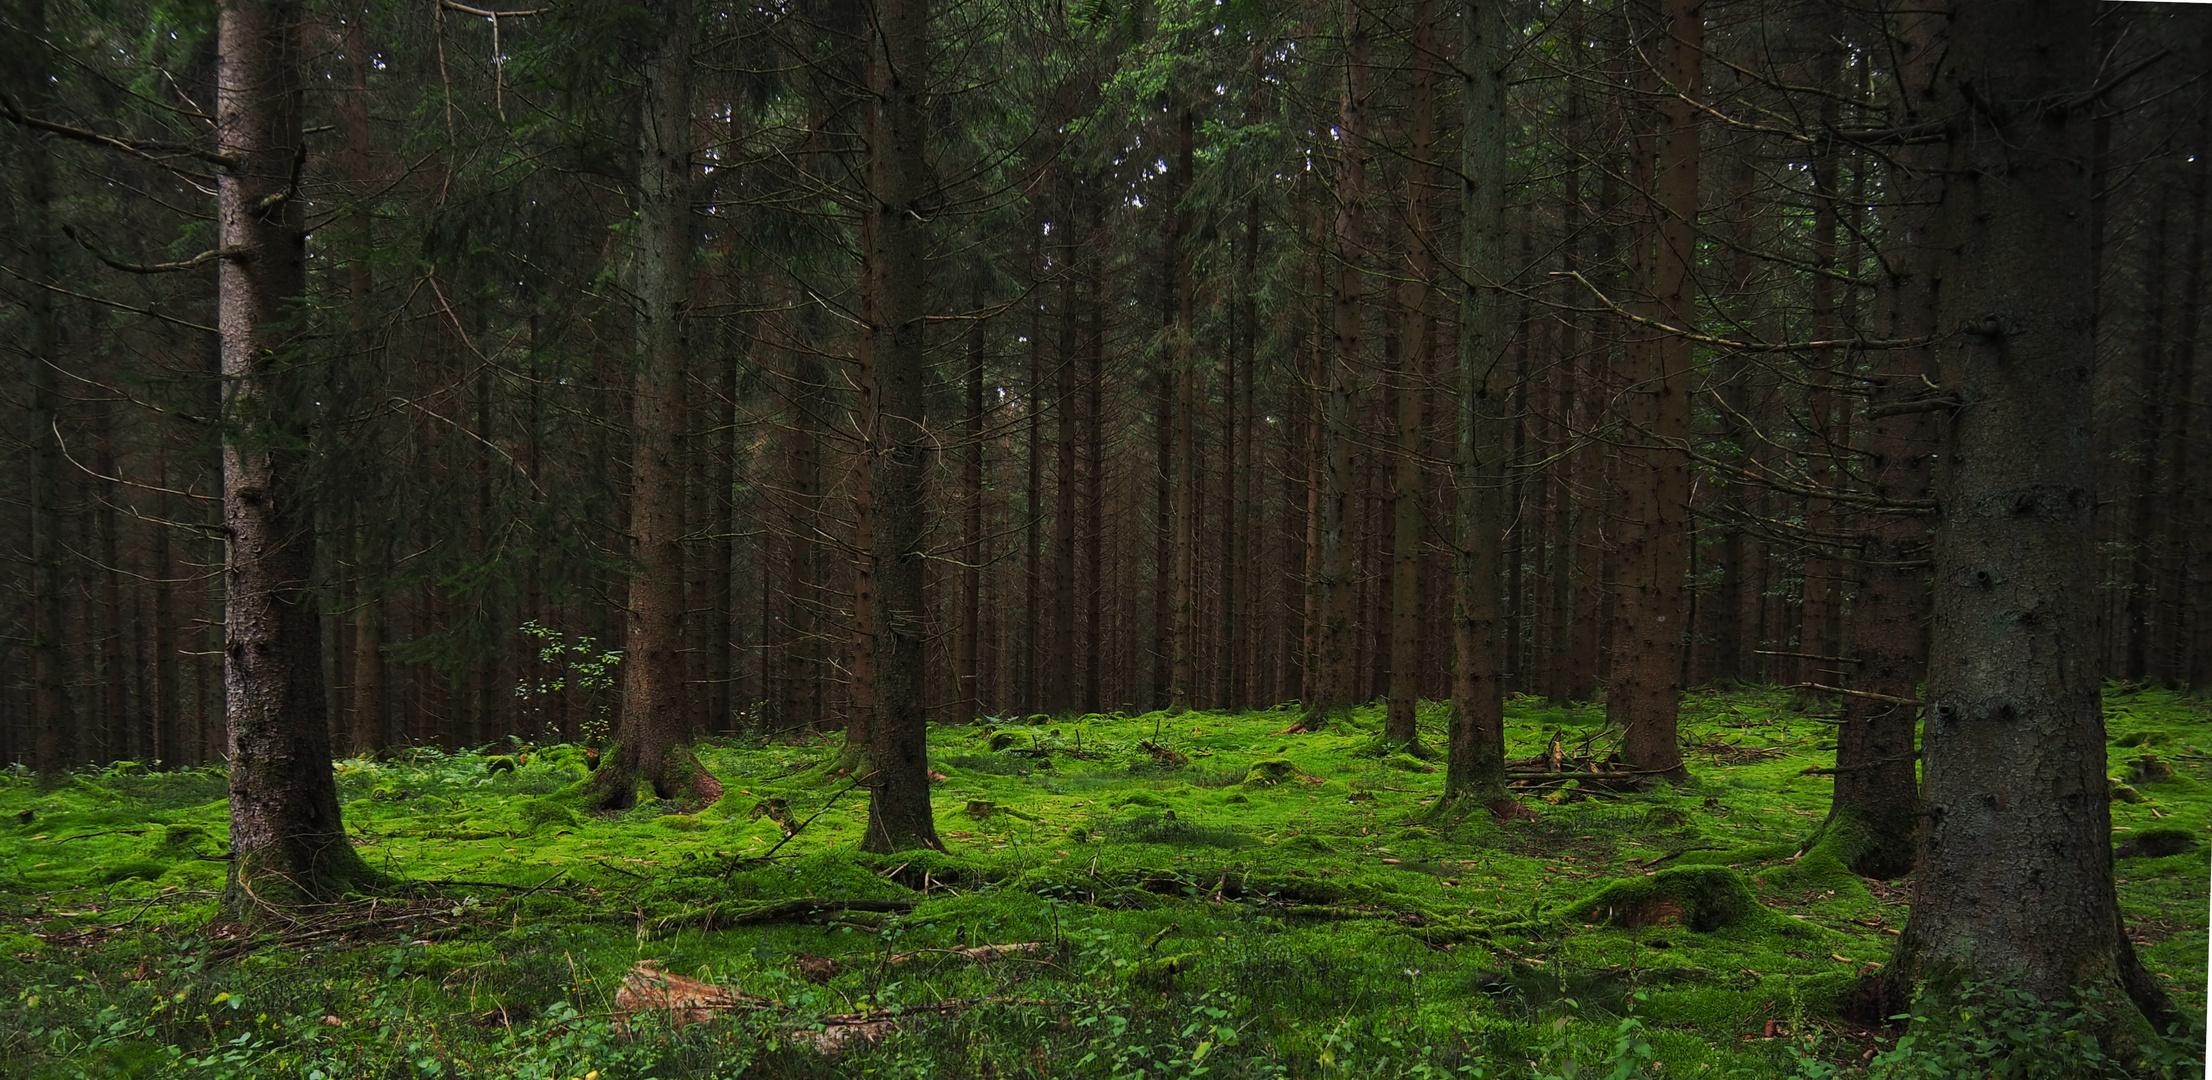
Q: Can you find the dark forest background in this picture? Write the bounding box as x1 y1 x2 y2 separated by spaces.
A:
1 0 2206 770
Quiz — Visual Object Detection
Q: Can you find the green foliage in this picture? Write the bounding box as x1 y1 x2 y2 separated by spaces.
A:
515 621 623 745
1791 979 2202 1080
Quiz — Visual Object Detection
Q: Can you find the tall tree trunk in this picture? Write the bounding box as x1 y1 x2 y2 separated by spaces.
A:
1799 16 1845 689
1607 0 1697 781
593 0 717 809
858 0 943 852
1386 0 1438 749
2171 103 2211 691
218 0 377 911
1050 184 1079 714
1170 106 1199 713
784 300 828 733
153 446 183 767
1308 0 1369 730
1226 195 1261 711
709 314 740 732
93 394 129 764
1023 226 1044 716
1821 10 1939 881
957 279 985 723
1446 0 1510 804
20 0 72 775
1893 0 2176 1040
1082 193 1107 714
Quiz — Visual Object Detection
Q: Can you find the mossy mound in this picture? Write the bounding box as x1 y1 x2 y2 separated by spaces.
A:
1565 865 1770 933
2116 827 2198 860
516 798 583 834
1103 811 1253 849
1243 759 1302 786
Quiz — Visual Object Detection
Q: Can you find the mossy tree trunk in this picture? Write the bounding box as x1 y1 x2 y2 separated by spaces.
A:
857 0 942 853
1894 0 2176 1042
217 0 378 912
591 0 719 811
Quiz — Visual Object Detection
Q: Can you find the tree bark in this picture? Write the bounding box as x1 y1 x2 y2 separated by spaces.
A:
593 0 717 810
1386 0 1437 750
1895 0 2176 1040
1170 105 1199 713
1606 0 1696 781
1308 0 1369 731
957 278 985 724
1820 9 1941 881
858 0 943 852
20 0 73 776
1445 0 1510 804
217 0 378 912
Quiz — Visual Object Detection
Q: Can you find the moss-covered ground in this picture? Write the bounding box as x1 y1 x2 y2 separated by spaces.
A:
2 687 2205 1078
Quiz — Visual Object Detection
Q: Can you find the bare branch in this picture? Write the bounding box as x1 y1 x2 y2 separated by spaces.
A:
61 225 243 274
0 93 236 168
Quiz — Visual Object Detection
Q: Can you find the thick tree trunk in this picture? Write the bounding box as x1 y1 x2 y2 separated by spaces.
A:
1606 0 1696 780
858 0 943 852
593 0 716 809
217 0 377 912
1445 0 1509 804
1895 0 2176 1041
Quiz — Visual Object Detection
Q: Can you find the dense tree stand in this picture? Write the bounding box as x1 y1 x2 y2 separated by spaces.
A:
1886 0 2178 1047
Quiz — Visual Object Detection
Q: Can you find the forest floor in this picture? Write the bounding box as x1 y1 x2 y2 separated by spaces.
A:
1 686 2205 1079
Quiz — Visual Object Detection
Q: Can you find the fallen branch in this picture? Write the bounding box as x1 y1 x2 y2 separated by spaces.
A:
1630 846 1722 869
653 897 917 932
1800 752 1919 777
1505 769 1670 782
1788 683 1927 708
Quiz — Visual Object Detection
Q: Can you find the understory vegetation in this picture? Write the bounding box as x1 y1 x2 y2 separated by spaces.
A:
2 687 2205 1079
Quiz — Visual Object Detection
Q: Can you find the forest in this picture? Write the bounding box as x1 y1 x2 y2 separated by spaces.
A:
1 0 2209 1075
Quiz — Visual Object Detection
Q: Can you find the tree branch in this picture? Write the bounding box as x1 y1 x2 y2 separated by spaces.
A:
61 225 243 274
0 93 235 168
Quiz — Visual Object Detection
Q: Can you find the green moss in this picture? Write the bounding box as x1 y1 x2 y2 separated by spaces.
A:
1564 865 1770 933
515 797 583 834
0 686 2199 1080
99 858 168 884
1243 759 1301 786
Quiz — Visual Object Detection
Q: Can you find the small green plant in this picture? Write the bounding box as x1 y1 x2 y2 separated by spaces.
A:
516 621 623 745
1790 979 2194 1080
